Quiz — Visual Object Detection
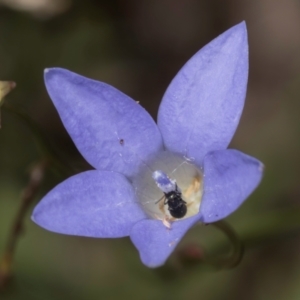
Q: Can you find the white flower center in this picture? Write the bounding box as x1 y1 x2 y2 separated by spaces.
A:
132 151 203 223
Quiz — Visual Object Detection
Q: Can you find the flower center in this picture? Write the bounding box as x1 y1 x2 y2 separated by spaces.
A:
132 151 203 223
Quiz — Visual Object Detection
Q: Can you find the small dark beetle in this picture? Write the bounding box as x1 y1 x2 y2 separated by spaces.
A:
164 185 187 218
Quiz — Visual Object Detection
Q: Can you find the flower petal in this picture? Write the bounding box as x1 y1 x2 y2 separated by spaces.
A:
32 170 147 238
130 216 199 268
157 22 248 165
200 149 263 223
44 68 163 178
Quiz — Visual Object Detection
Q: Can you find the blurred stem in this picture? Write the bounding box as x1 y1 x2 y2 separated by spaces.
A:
202 209 300 268
3 104 73 177
0 81 16 128
161 208 300 277
176 220 243 270
0 160 47 290
208 220 244 268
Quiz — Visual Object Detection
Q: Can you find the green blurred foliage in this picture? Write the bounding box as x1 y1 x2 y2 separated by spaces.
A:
1 0 300 299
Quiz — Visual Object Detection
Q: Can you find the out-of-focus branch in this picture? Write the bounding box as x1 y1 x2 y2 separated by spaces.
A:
0 81 16 128
0 160 48 290
3 104 74 177
158 207 300 279
176 220 244 270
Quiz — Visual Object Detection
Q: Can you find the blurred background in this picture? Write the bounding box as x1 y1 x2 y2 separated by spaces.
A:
1 0 300 299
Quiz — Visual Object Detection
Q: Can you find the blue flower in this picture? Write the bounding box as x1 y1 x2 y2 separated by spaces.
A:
32 22 263 268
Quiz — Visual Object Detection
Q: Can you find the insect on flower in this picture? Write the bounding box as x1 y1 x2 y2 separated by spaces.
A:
32 22 264 268
153 170 187 219
162 187 187 218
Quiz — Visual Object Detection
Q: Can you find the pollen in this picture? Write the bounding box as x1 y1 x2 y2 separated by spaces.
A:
132 151 203 224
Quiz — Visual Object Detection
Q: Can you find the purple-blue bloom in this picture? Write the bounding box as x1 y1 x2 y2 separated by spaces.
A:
32 22 263 268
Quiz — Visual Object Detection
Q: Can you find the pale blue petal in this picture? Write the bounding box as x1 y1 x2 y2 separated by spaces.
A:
158 22 248 166
32 170 147 237
44 68 163 178
130 215 199 267
201 149 264 223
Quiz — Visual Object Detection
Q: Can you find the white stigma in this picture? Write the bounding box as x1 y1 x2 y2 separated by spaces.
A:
152 170 178 194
